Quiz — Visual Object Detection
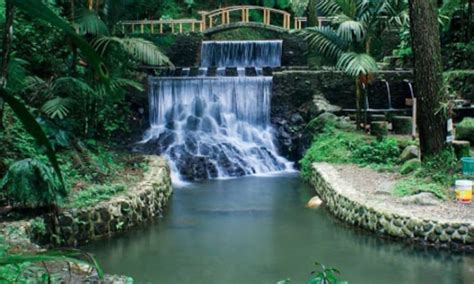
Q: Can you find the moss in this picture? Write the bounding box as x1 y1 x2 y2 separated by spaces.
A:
393 177 447 200
400 158 421 175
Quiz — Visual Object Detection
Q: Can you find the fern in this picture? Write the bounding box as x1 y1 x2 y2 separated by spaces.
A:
41 97 75 120
0 159 68 208
92 36 173 66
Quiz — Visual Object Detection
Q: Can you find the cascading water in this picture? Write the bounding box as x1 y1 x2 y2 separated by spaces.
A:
142 40 291 181
200 40 282 67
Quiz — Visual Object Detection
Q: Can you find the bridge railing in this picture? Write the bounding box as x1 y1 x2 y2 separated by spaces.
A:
118 19 204 34
200 5 295 30
117 5 323 35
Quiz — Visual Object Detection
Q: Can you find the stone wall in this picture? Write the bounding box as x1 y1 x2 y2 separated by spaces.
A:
310 163 474 250
39 156 173 247
271 70 413 161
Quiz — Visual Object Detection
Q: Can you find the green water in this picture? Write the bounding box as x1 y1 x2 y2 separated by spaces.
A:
86 173 474 283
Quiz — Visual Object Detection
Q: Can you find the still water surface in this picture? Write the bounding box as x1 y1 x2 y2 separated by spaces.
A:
86 173 474 284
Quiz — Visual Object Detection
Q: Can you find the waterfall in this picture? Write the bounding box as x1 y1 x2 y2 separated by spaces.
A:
200 40 283 67
142 40 290 181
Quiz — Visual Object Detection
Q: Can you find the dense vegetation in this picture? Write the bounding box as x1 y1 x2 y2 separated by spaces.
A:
0 0 472 281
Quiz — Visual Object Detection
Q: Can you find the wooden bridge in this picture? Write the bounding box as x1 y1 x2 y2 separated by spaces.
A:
117 5 322 35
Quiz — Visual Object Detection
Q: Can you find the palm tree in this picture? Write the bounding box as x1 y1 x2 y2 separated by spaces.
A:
297 0 408 128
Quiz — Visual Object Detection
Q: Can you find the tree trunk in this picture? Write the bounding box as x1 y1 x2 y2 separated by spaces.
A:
307 0 318 27
408 0 446 158
0 0 15 130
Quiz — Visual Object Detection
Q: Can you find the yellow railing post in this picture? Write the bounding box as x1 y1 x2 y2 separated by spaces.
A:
179 22 183 33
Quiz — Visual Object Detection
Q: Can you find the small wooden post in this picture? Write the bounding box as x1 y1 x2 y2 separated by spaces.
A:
171 23 175 33
141 21 144 33
160 22 163 34
221 10 225 25
192 21 195 32
151 22 154 33
132 23 135 33
122 23 125 34
209 16 213 28
267 10 271 25
227 11 230 24
241 8 245 22
199 11 207 30
179 22 183 33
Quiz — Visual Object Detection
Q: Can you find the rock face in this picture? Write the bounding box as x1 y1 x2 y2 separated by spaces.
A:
399 145 420 162
271 70 413 162
306 196 323 208
401 192 441 206
39 156 173 247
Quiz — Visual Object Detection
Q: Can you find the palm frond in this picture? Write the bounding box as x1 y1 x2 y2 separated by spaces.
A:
92 36 173 66
75 9 109 36
95 77 144 97
41 97 76 120
52 77 96 97
335 16 366 42
299 26 348 59
0 90 66 191
336 52 378 77
317 0 343 15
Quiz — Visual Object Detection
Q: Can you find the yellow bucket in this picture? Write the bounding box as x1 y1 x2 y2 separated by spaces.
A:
455 180 472 203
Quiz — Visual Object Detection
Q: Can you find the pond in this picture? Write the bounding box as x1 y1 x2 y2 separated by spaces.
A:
86 173 474 283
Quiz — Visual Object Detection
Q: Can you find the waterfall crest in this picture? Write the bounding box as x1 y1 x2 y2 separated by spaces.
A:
200 40 282 67
142 40 290 181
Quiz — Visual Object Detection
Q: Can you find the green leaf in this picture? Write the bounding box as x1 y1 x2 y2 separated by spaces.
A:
0 89 65 191
11 0 109 81
92 36 173 66
336 52 378 77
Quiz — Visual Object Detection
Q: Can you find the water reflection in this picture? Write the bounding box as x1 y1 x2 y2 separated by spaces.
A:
86 174 474 284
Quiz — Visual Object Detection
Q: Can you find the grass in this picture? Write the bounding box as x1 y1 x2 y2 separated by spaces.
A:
67 183 127 208
393 176 448 200
300 124 403 181
300 119 461 201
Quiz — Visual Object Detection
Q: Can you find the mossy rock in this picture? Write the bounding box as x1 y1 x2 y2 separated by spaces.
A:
456 118 474 143
371 121 388 137
392 116 413 135
400 158 421 175
304 112 352 136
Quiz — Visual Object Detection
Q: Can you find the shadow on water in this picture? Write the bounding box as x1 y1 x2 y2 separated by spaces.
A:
85 173 474 284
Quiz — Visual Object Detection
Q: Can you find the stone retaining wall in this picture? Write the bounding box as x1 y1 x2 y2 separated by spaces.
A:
41 156 173 247
310 163 474 250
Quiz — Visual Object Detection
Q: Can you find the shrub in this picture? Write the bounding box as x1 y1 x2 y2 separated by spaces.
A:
300 127 366 181
456 117 474 143
0 159 67 208
352 138 400 167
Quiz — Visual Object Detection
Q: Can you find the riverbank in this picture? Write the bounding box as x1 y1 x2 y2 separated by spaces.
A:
0 155 172 281
310 163 474 250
